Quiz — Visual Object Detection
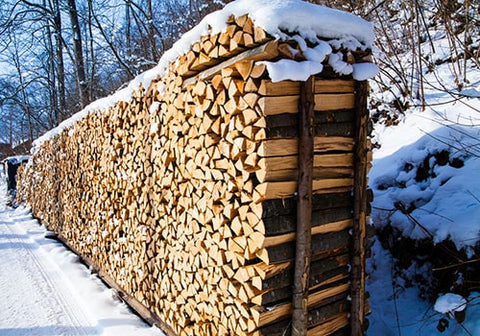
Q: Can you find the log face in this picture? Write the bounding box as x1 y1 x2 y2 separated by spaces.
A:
264 230 351 264
260 192 352 218
263 207 352 236
17 13 372 336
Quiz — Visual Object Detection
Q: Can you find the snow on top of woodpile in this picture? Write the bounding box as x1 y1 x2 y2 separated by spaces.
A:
33 0 376 149
3 155 30 165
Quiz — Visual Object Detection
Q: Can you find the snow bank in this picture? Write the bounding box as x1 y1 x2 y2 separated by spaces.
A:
32 0 376 149
370 52 480 251
367 237 480 335
434 293 467 314
3 155 30 164
371 118 480 250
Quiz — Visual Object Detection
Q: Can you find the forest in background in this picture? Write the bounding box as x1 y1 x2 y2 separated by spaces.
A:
0 0 226 144
0 0 477 145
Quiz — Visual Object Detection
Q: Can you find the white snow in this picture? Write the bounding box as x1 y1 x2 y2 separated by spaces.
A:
149 101 160 114
0 181 164 336
352 62 379 81
32 0 376 150
302 41 332 62
370 104 480 250
3 156 30 164
434 293 467 314
260 59 324 82
328 52 353 76
366 4 480 334
367 237 480 335
150 123 159 135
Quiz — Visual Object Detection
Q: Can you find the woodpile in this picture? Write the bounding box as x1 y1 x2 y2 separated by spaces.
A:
17 12 373 336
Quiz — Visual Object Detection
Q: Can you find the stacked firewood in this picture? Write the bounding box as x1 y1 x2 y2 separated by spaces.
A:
15 163 32 205
18 12 372 336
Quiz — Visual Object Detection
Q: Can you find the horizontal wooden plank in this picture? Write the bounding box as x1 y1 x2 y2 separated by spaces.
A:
256 153 357 182
254 292 348 335
260 191 352 218
254 278 348 312
257 93 355 115
256 166 353 183
263 219 353 248
260 254 350 291
265 109 354 129
257 137 354 157
263 207 353 236
259 153 353 171
260 229 351 264
183 40 278 87
254 178 353 202
258 79 355 96
250 283 350 329
307 313 349 336
265 122 355 138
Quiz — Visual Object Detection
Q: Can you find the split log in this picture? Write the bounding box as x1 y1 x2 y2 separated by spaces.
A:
257 94 355 115
250 283 350 329
258 137 354 157
258 229 351 265
254 292 348 335
254 179 353 202
262 207 353 236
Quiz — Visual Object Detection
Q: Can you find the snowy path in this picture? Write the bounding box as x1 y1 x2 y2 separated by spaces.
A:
0 207 95 335
0 182 163 336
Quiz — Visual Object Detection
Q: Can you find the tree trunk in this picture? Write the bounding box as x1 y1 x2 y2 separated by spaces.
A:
146 0 157 61
66 0 88 108
44 0 58 127
87 0 95 102
53 0 66 122
125 0 131 57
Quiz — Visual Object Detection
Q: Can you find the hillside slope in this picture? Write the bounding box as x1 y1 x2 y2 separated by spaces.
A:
366 0 480 334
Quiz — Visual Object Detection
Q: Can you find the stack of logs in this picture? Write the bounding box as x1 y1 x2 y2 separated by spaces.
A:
18 13 372 336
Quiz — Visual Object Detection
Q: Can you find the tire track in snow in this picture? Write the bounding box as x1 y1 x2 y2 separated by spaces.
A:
0 206 99 335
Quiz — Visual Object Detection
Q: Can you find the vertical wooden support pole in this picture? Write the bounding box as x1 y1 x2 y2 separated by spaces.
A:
351 81 369 335
291 76 314 336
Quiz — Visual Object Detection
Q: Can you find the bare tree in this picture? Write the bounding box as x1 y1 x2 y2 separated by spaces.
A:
51 0 66 124
66 0 88 108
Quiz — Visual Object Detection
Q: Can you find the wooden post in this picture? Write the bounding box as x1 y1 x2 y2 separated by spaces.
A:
291 76 314 336
351 81 369 335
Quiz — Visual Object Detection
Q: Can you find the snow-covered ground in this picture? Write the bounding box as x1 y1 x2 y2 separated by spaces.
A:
0 181 164 336
368 237 480 335
366 10 480 334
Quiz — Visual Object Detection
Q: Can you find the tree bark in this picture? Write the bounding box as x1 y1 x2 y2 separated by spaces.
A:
87 0 95 102
43 0 58 127
351 81 369 336
291 76 314 335
125 0 131 57
66 0 88 108
146 0 157 61
53 0 66 123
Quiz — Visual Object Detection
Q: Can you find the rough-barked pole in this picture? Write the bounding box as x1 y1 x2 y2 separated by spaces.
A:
291 76 315 335
351 80 369 335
